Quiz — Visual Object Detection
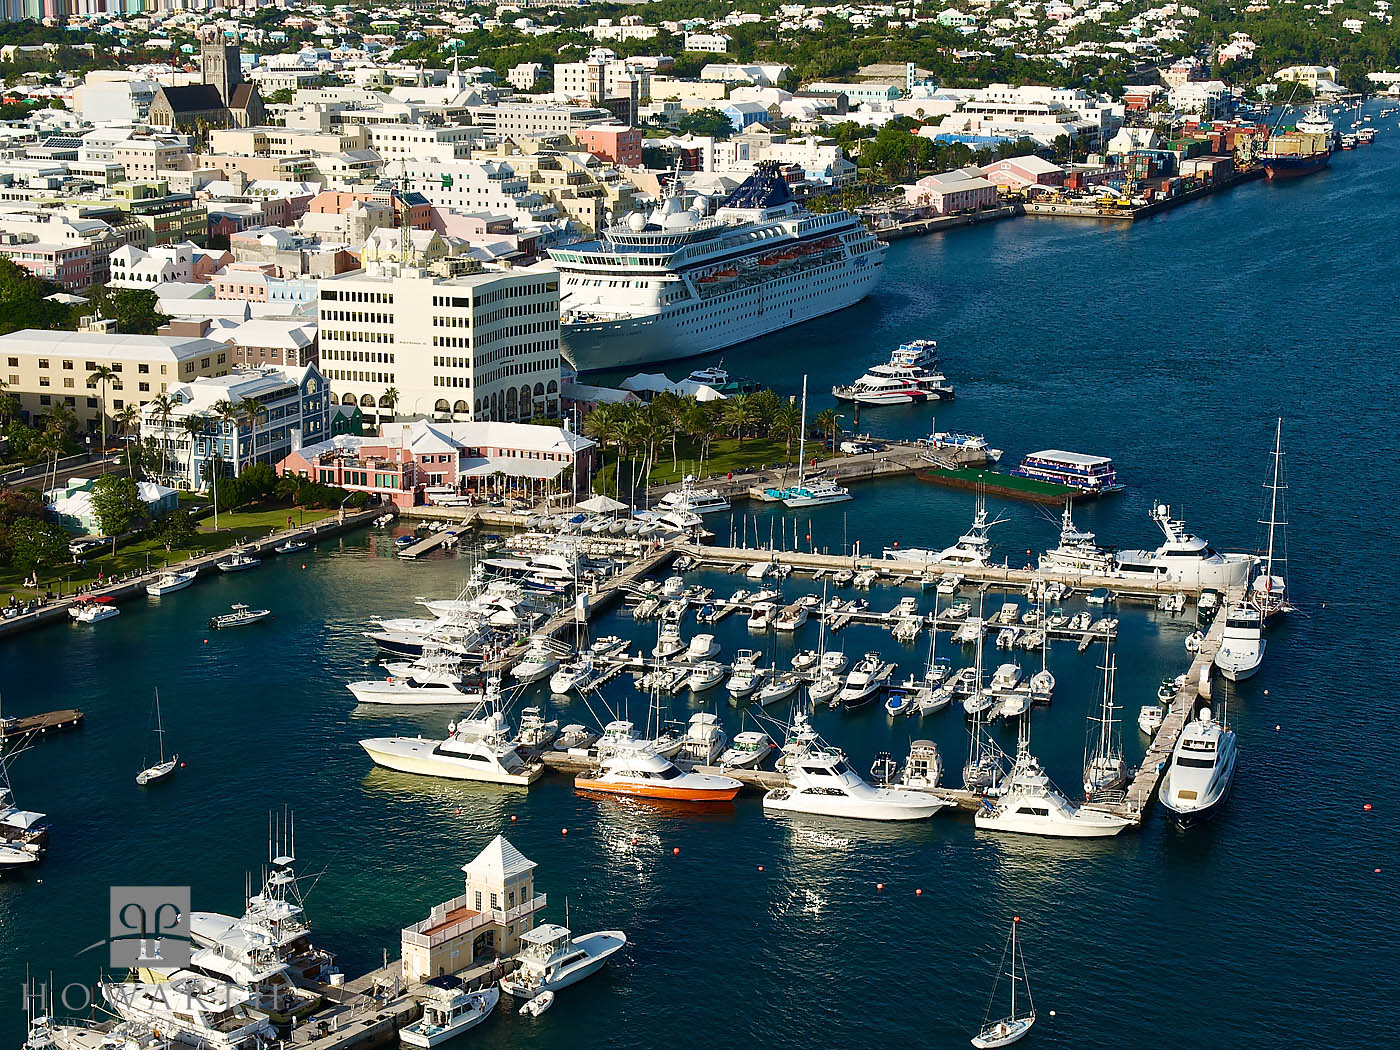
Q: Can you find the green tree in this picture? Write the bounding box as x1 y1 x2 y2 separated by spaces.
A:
0 257 68 334
83 286 169 335
90 473 145 537
675 108 735 140
152 508 197 553
87 364 118 469
8 516 68 573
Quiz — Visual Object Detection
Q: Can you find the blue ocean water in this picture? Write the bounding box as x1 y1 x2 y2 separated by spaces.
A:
3 120 1399 1047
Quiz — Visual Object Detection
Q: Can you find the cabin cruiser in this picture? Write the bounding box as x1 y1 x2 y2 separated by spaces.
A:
1214 603 1266 681
550 653 598 696
1158 706 1238 827
1114 504 1253 590
24 1017 173 1050
511 639 563 684
773 602 809 631
717 730 775 769
359 688 543 786
683 633 720 660
883 493 1004 567
652 623 685 659
656 476 731 516
575 750 742 802
974 749 1133 838
897 740 944 789
687 660 726 692
832 339 954 404
146 571 197 596
833 652 892 709
677 712 727 765
1038 501 1115 576
101 975 275 1050
763 746 947 821
347 671 466 706
757 671 801 706
499 923 627 998
400 978 498 1047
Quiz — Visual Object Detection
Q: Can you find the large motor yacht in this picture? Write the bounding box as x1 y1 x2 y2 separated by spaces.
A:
550 163 886 372
1114 504 1253 590
101 975 276 1050
1158 706 1238 827
762 746 947 821
1214 602 1266 681
832 339 954 404
656 476 731 516
574 750 742 803
974 748 1133 838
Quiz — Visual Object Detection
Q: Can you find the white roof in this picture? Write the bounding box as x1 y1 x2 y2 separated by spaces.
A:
462 834 536 881
0 329 225 365
381 420 593 456
224 319 316 350
1025 449 1113 467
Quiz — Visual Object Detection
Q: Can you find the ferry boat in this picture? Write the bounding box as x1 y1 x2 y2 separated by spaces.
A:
550 162 886 372
1009 450 1123 495
920 430 1002 462
832 340 954 405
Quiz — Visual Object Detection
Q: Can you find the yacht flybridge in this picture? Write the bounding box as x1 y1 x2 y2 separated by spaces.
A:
1038 501 1115 576
551 162 886 372
884 491 1005 566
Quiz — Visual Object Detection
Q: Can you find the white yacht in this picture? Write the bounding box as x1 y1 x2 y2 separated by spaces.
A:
834 652 892 709
1038 501 1115 576
1158 706 1238 827
883 493 1005 567
651 622 685 659
687 660 726 692
773 603 809 632
757 671 801 706
677 712 727 765
683 633 720 660
68 597 119 623
763 747 947 821
359 687 543 786
347 672 466 706
974 748 1133 838
897 739 944 789
511 639 563 684
717 730 774 769
215 552 260 573
833 339 954 404
146 571 197 596
550 163 886 372
516 707 559 749
400 979 499 1047
726 649 767 698
101 975 275 1050
549 653 598 696
780 478 852 508
656 476 731 516
500 923 627 997
1214 602 1266 681
1114 504 1253 590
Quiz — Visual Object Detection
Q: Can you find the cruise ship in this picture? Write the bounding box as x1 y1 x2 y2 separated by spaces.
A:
549 163 887 372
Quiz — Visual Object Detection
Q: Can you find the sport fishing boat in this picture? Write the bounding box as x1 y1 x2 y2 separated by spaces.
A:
1113 504 1253 590
551 162 886 372
574 750 742 802
499 923 627 998
834 652 893 709
208 604 271 629
1038 500 1115 576
833 338 954 404
100 975 276 1050
146 570 197 596
1158 705 1238 827
883 492 1005 567
399 978 498 1047
762 746 947 821
656 476 730 516
716 729 775 769
346 670 467 706
974 745 1133 838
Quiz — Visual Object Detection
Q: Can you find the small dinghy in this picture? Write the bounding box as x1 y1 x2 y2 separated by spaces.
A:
275 539 308 554
519 990 554 1017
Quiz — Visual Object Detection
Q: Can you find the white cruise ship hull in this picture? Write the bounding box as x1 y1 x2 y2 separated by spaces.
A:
360 738 541 786
561 256 882 373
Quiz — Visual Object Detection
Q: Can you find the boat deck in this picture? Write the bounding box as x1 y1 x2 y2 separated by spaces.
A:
0 707 84 742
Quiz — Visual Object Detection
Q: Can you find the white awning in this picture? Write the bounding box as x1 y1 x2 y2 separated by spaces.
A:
459 457 567 481
577 494 627 513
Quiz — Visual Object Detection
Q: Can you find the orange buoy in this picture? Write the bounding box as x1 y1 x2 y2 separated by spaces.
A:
672 847 680 856
876 883 884 892
1364 803 1373 811
915 888 922 896
561 828 568 836
510 814 518 822
757 865 764 872
203 639 208 645
630 837 638 845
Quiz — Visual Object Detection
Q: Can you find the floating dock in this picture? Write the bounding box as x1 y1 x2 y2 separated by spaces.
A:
914 464 1117 504
0 707 84 742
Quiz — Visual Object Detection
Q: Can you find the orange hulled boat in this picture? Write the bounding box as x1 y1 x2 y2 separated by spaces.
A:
574 751 743 803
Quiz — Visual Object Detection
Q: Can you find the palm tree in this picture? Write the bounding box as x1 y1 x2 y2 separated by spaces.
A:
680 401 712 476
114 405 140 476
812 407 841 455
149 393 176 482
381 386 400 422
720 394 750 440
772 400 801 457
179 416 205 492
41 402 77 493
86 364 118 474
232 397 265 475
648 391 685 471
746 388 780 438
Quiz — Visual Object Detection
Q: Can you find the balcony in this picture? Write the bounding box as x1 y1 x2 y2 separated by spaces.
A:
401 892 546 950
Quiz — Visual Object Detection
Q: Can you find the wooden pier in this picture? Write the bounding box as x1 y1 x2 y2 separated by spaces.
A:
1 707 84 742
396 530 456 560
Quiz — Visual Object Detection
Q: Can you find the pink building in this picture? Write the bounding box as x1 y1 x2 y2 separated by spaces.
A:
277 436 421 508
0 238 96 291
576 125 643 167
978 156 1065 190
903 170 998 215
213 263 276 301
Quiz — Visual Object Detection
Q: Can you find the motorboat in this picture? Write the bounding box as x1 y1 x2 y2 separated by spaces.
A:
550 654 598 696
809 671 842 705
762 747 947 821
146 571 197 596
971 918 1036 1049
773 602 809 631
791 649 820 672
574 750 742 802
747 602 776 630
974 748 1132 838
101 974 276 1050
936 572 963 596
511 639 563 684
1158 705 1238 827
274 539 308 555
554 725 597 751
1038 501 1115 576
677 712 727 765
69 597 119 623
717 730 774 769
1138 704 1165 736
726 650 766 698
216 551 261 573
897 739 943 789
757 671 801 706
347 669 465 705
1214 602 1266 681
833 652 892 709
208 604 271 629
656 475 731 516
833 569 855 586
687 660 726 692
683 633 720 660
400 978 498 1048
359 689 543 786
1113 503 1253 590
516 707 560 749
883 492 1004 567
499 923 627 998
652 623 685 659
520 990 554 1017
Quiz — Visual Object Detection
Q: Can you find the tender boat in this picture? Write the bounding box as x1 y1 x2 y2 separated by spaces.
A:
146 571 197 596
499 923 627 998
274 540 308 555
763 746 947 821
519 990 554 1017
208 604 271 630
1158 705 1238 827
400 979 498 1048
69 596 119 623
216 552 261 573
575 750 742 802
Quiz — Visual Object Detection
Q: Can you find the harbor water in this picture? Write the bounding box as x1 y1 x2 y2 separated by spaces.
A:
3 126 1399 1046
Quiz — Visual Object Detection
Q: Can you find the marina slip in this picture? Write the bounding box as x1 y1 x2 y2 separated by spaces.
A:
3 113 1397 1050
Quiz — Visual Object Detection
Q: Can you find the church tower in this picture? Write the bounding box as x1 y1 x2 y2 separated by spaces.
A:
200 38 242 107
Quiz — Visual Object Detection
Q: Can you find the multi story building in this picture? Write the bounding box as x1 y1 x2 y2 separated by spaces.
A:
576 125 643 167
316 262 561 427
0 318 231 431
139 362 329 491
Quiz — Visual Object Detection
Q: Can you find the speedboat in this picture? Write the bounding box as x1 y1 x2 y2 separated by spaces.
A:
146 571 197 596
208 604 271 629
69 597 119 623
717 730 774 769
763 747 947 821
400 979 498 1047
974 749 1132 838
574 751 742 803
499 923 627 998
216 552 261 573
1113 503 1253 590
1158 705 1238 827
274 539 308 555
1214 602 1265 681
834 652 892 709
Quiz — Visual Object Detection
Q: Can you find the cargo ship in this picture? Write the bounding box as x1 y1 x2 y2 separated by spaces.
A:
1261 109 1332 180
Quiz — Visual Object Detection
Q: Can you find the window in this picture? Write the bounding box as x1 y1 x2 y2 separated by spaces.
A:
37 359 48 369
138 363 149 374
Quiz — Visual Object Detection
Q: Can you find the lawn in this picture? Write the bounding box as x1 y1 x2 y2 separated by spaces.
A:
0 505 339 604
593 436 797 496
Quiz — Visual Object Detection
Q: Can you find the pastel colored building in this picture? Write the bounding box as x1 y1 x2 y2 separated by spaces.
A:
575 125 643 167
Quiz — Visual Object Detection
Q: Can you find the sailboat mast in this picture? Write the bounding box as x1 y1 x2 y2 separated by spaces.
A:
1009 918 1017 1019
1264 416 1282 579
796 374 808 488
154 689 165 763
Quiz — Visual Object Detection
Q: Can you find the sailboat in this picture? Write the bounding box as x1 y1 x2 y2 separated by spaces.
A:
971 917 1036 1048
1251 417 1293 619
963 593 1006 793
1027 583 1054 703
135 690 179 786
1082 641 1129 796
772 375 852 508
